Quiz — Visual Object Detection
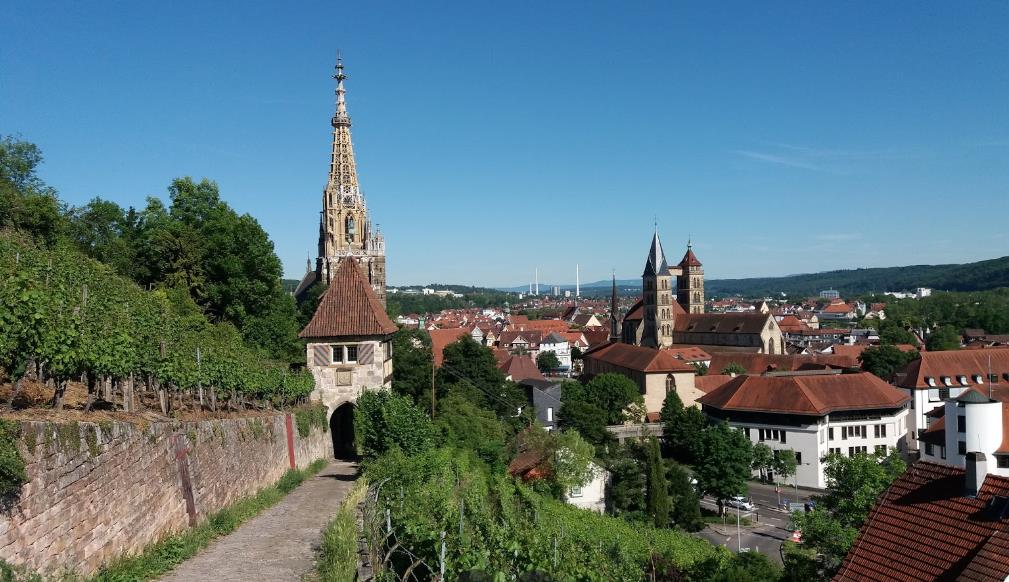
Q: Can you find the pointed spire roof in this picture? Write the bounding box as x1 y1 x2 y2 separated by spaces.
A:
642 230 669 277
299 258 397 338
326 53 361 198
679 240 703 267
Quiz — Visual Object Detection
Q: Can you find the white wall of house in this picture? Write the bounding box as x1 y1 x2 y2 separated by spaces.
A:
905 387 968 449
539 339 572 370
566 464 608 513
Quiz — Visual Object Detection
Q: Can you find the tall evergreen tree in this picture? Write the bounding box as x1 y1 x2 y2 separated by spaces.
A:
645 437 671 528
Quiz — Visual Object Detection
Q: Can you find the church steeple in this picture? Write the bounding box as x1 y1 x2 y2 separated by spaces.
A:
315 54 387 305
642 229 674 349
609 271 620 343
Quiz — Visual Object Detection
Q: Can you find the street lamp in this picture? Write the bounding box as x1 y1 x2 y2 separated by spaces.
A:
736 503 742 553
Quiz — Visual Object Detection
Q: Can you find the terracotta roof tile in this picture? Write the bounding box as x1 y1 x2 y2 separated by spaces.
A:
707 352 856 374
896 348 1009 391
299 259 398 338
585 342 696 373
673 312 775 335
499 355 546 382
835 461 1009 581
429 327 470 367
698 372 909 416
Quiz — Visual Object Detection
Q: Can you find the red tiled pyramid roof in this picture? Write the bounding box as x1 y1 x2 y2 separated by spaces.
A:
299 259 397 338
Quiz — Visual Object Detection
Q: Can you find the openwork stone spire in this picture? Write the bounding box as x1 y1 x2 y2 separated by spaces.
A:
327 54 360 199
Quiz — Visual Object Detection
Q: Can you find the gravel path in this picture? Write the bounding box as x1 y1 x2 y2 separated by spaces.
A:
159 460 358 582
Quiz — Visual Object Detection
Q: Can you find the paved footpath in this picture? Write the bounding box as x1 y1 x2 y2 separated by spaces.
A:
159 460 358 582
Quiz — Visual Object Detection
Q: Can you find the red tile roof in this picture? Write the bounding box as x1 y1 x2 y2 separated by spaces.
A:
585 342 696 373
822 302 855 314
694 374 733 394
698 372 909 416
895 348 1009 390
835 461 1009 582
663 346 712 363
499 355 546 383
505 320 570 333
673 312 774 335
707 352 857 375
429 327 470 367
299 259 398 338
678 247 703 267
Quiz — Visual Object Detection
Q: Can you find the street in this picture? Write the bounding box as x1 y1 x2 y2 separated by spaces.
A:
692 480 815 564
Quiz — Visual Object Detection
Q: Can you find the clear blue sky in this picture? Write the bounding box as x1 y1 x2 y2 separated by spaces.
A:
3 1 1007 288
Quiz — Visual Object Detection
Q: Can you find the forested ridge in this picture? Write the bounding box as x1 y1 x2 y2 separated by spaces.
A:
707 257 1009 297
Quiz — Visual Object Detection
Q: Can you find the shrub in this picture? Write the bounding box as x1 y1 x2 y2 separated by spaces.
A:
295 404 329 438
0 420 27 498
355 390 435 458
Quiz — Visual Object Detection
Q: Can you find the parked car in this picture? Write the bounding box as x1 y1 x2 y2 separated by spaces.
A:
726 496 754 511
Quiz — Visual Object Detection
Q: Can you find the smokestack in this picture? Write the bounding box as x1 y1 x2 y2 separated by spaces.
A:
966 451 988 497
576 264 580 298
535 267 539 295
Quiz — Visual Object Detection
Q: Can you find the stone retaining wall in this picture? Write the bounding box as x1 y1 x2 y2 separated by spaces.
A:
0 412 333 577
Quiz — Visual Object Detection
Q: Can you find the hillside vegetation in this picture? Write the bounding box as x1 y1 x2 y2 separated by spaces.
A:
706 256 1009 297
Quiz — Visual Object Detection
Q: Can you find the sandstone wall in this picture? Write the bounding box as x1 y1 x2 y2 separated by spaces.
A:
0 413 333 577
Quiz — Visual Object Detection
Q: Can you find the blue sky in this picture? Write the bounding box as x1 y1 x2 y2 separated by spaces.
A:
3 1 1007 287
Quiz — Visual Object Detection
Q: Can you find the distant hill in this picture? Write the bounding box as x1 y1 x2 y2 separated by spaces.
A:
493 256 1009 298
706 256 1009 297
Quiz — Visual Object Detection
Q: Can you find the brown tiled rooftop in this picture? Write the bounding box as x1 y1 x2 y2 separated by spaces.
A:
835 461 1009 581
698 372 909 416
299 258 398 339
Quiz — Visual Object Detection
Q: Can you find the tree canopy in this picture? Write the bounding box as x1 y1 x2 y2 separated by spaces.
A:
694 422 752 507
859 345 919 380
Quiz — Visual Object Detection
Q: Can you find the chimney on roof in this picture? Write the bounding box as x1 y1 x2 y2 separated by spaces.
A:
966 451 988 497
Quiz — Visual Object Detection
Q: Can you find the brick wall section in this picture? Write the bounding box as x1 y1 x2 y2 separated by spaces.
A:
0 414 333 577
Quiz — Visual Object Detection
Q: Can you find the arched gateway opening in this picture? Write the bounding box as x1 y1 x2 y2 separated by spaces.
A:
330 403 357 459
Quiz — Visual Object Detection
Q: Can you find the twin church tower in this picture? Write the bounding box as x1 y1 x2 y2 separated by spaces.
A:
299 57 387 305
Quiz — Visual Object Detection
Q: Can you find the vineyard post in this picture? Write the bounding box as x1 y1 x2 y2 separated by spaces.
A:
196 346 204 409
552 536 557 570
439 530 446 580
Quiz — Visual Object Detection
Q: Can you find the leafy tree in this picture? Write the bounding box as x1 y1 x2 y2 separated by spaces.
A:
751 443 774 481
645 438 671 528
604 448 647 520
435 394 507 468
666 460 703 532
296 282 327 328
536 350 560 372
583 373 643 425
690 362 709 376
694 422 752 514
926 324 962 351
66 198 137 275
790 451 906 577
707 551 782 582
438 335 526 422
664 403 707 465
571 346 583 361
558 397 611 447
355 390 436 458
879 319 919 345
720 362 747 375
391 327 433 406
859 345 919 380
516 426 595 498
774 449 798 488
0 135 63 245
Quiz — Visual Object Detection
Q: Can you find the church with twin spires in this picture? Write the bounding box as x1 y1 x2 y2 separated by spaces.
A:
620 231 785 354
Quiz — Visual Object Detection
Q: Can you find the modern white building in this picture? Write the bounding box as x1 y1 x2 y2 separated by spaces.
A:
919 389 1009 476
698 370 910 489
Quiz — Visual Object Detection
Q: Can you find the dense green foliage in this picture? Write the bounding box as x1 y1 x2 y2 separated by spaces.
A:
364 446 729 581
707 257 1009 297
661 393 707 465
294 404 329 438
858 345 919 380
435 394 508 468
355 390 437 458
878 288 1009 334
694 422 753 508
90 460 325 581
0 420 27 498
604 441 703 532
316 479 368 582
719 362 747 376
390 327 433 407
560 374 644 448
386 288 514 319
536 350 561 372
0 232 314 410
0 136 301 362
789 452 905 578
437 336 527 425
926 324 962 351
645 438 671 528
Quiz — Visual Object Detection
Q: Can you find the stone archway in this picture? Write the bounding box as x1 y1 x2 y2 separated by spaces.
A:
330 402 357 459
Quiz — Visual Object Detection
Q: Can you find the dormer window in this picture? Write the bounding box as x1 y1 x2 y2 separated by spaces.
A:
974 375 984 384
958 375 969 386
926 377 937 387
942 377 953 387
